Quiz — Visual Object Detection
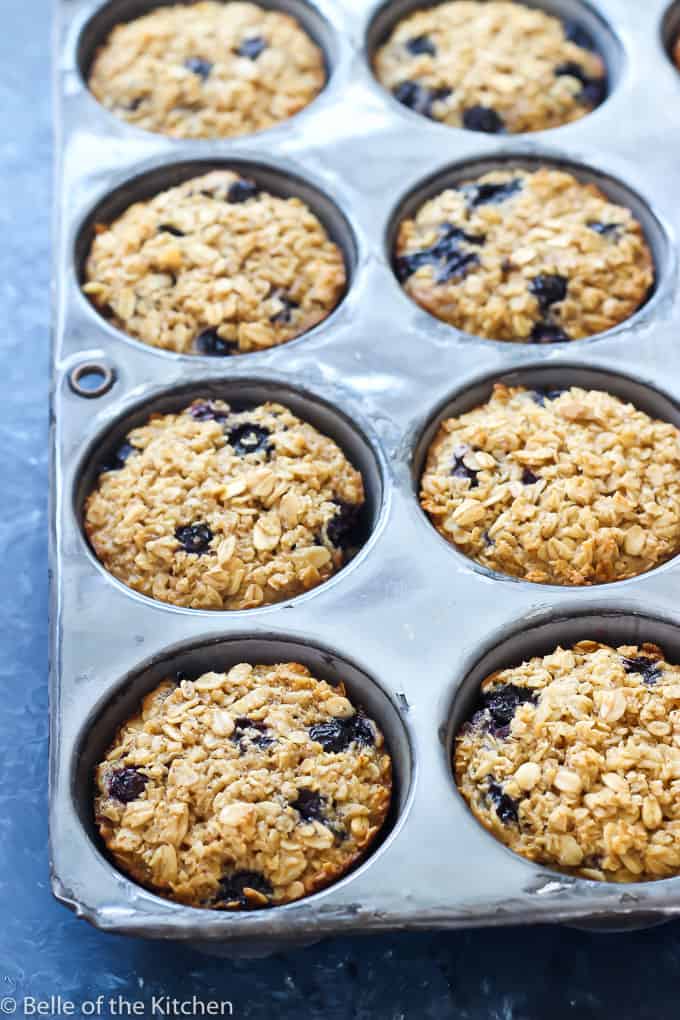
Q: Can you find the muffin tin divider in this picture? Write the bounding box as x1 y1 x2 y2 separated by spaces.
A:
52 0 680 945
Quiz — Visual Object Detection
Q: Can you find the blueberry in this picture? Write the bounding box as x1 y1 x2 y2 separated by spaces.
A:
227 179 260 203
236 36 267 59
185 57 213 80
393 80 451 118
217 871 272 907
126 96 143 112
487 780 519 825
462 178 523 208
482 682 537 731
405 34 436 56
269 291 299 325
530 388 565 407
621 656 662 685
530 321 570 343
529 274 568 312
395 222 483 284
588 221 622 240
521 468 540 485
326 500 362 550
226 423 272 457
581 78 607 106
462 105 505 133
351 715 375 746
108 767 148 803
157 223 185 237
555 62 606 107
291 788 328 824
439 223 486 247
436 248 480 284
195 328 238 356
563 20 596 51
232 716 275 751
175 523 213 554
188 400 229 422
101 441 138 473
451 444 479 488
309 714 375 753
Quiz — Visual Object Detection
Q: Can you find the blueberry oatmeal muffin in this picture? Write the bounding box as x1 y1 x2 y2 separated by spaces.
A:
455 640 680 882
95 661 392 908
87 1 325 139
83 170 346 356
420 384 680 585
395 167 654 342
374 1 606 133
84 398 365 609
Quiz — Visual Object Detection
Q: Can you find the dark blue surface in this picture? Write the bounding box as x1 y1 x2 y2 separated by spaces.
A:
2 3 679 1017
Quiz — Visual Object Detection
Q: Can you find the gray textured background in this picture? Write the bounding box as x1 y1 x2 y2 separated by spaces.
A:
3 0 680 1015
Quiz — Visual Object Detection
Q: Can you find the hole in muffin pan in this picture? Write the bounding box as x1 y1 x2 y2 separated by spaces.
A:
386 153 670 344
76 0 339 112
73 634 414 910
68 361 115 398
74 158 357 359
661 2 680 73
73 376 386 611
444 608 680 888
366 0 624 127
411 363 680 588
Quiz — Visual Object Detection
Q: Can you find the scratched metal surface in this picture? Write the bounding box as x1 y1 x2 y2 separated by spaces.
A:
50 0 680 952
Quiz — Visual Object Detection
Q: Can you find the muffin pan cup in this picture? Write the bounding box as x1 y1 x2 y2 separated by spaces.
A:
52 0 680 951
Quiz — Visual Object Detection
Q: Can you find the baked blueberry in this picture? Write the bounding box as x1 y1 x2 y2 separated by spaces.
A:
482 682 537 730
522 468 540 485
530 388 565 406
309 714 375 752
462 105 504 133
108 767 149 803
195 327 238 356
621 656 662 685
588 221 621 240
461 178 522 208
157 223 185 237
563 20 596 51
232 716 275 751
529 274 568 311
175 523 214 554
226 423 272 457
217 870 272 907
326 500 362 550
269 291 300 325
188 400 229 422
530 321 570 343
101 441 138 473
451 444 479 487
395 223 482 283
226 179 260 203
555 62 606 106
487 780 519 824
236 36 267 59
436 248 479 283
292 788 328 823
405 34 436 56
185 57 213 80
393 80 451 118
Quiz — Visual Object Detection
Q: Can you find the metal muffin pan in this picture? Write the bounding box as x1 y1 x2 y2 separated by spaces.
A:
51 0 680 949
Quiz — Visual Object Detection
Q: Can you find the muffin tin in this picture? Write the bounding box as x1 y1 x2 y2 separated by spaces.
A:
51 0 680 952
